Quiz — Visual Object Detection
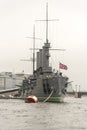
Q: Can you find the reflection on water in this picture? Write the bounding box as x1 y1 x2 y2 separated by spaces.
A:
0 96 87 130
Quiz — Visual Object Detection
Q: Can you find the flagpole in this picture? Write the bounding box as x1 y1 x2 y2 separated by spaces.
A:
59 62 60 74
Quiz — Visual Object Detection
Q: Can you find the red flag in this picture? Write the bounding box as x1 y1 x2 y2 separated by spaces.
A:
59 62 68 70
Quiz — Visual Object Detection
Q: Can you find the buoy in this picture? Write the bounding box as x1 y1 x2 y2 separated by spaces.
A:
25 95 38 103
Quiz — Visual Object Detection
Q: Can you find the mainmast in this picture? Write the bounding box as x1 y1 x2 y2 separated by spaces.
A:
35 3 61 71
31 3 65 72
46 3 48 43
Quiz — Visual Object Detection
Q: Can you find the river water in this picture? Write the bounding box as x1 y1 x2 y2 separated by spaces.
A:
0 96 87 130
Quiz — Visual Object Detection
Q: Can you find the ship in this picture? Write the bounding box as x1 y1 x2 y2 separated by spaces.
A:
18 3 69 103
0 3 69 102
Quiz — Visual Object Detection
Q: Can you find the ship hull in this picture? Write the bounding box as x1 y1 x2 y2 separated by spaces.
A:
28 76 66 103
37 96 64 103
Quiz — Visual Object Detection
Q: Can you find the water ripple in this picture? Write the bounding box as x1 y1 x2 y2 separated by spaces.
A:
0 97 87 130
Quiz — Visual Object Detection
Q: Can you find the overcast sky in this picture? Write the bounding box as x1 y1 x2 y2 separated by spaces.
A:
0 0 87 91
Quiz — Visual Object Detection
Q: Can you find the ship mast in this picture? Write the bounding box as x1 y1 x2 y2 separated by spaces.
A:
35 2 59 43
29 25 42 74
20 25 36 74
46 3 48 43
22 25 41 74
33 24 35 74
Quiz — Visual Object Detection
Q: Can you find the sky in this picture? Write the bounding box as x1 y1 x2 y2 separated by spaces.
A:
0 0 87 91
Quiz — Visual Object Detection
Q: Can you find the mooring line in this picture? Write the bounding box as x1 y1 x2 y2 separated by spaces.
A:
43 90 54 103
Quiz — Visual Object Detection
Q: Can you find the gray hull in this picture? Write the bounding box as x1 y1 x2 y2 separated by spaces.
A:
20 73 68 103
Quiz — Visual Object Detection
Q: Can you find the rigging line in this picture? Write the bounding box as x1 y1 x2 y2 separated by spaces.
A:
35 19 59 21
43 89 54 103
29 48 66 51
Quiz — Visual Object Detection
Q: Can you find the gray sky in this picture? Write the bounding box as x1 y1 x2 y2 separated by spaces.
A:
0 0 87 91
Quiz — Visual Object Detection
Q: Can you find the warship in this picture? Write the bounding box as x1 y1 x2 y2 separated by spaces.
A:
0 3 69 102
18 3 69 103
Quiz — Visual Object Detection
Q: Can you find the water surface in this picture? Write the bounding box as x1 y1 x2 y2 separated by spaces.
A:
0 96 87 130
